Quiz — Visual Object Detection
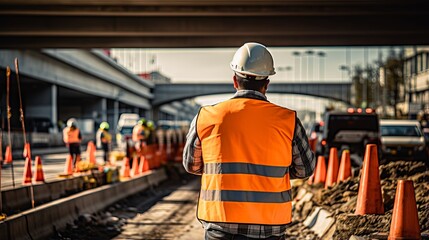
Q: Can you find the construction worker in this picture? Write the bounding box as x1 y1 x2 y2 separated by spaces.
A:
146 120 156 145
63 118 82 168
96 122 112 164
183 42 316 240
132 118 147 156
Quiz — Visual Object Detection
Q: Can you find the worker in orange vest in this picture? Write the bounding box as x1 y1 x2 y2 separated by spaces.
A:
183 42 316 239
132 118 147 156
63 118 82 168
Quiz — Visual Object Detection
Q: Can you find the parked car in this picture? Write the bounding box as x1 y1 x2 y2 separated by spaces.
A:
380 120 428 162
321 108 381 168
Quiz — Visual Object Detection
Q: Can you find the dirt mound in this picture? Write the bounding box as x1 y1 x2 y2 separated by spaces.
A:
288 160 429 239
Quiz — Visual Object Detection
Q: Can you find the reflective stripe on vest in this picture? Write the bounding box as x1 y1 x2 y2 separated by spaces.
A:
196 98 295 225
63 128 80 144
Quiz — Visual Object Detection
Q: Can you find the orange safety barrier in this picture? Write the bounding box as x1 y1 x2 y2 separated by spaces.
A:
337 150 351 182
4 145 12 164
64 155 74 175
131 156 140 177
325 147 339 188
23 143 31 160
174 143 185 162
313 156 327 184
22 157 32 184
121 157 131 178
146 145 155 169
388 180 421 240
86 141 96 165
33 156 45 182
139 155 149 173
355 144 384 215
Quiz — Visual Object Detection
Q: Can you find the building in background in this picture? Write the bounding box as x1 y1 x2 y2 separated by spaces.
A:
403 47 429 124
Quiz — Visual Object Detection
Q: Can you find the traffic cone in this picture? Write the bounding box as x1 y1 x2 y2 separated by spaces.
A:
33 156 45 182
4 145 12 164
23 143 31 160
86 141 96 165
64 155 74 175
22 157 32 184
139 155 149 173
355 144 384 215
131 156 140 177
314 156 327 184
121 157 131 178
388 180 421 240
325 147 339 188
337 150 352 182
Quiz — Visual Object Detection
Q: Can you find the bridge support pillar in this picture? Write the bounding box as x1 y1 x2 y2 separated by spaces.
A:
101 98 107 122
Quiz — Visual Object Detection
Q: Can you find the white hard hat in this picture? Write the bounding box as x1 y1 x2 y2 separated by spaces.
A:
67 118 77 127
230 42 276 80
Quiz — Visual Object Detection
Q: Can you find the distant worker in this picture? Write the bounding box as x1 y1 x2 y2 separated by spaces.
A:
132 118 147 155
96 122 112 164
183 42 316 239
63 118 82 168
146 120 156 145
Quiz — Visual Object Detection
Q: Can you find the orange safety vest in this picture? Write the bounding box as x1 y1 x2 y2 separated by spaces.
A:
196 98 295 225
132 125 146 142
63 127 81 144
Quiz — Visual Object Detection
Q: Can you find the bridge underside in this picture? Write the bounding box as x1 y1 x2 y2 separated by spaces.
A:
1 0 429 48
153 83 352 107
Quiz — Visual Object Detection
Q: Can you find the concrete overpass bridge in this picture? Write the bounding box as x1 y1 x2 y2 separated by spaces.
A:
153 82 352 107
0 0 428 48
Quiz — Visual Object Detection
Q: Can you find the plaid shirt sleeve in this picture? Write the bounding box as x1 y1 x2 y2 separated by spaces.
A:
183 114 203 175
289 117 316 179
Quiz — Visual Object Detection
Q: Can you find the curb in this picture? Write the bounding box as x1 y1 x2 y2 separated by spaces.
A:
0 169 167 240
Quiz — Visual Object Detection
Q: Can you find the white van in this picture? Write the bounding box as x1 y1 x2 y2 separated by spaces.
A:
116 113 140 150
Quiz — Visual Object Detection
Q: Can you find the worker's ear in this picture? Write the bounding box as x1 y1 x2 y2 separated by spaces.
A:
265 79 270 90
233 75 239 89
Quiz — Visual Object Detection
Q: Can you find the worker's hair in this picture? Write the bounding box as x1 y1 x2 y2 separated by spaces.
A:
235 74 269 91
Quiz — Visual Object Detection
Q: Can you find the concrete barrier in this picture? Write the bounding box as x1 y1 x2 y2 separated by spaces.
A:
0 168 168 240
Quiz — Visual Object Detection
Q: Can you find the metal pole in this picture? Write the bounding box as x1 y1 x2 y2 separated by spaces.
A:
6 67 15 188
363 48 368 108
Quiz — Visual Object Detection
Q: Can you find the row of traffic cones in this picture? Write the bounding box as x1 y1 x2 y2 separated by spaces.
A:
120 155 150 179
309 144 421 239
310 147 351 187
22 156 45 184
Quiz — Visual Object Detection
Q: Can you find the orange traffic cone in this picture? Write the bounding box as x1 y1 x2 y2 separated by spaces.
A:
337 150 352 182
22 157 32 184
314 156 327 184
325 147 339 188
64 155 74 175
139 155 149 173
86 141 96 165
23 143 31 160
33 156 45 182
4 145 12 164
131 157 140 177
121 157 131 178
388 180 421 240
355 144 384 215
